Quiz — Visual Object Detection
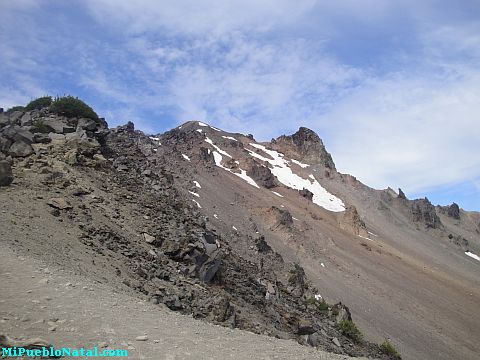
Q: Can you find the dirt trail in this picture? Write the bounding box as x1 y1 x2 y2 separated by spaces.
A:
0 245 368 360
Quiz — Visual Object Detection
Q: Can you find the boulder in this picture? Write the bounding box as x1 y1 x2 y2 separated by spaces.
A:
299 188 313 201
245 159 275 188
20 113 32 127
9 141 34 157
143 233 156 244
297 319 315 335
7 111 24 124
48 133 66 141
77 118 97 131
46 197 72 210
42 118 69 134
331 302 352 324
0 137 12 153
2 125 34 144
0 160 13 186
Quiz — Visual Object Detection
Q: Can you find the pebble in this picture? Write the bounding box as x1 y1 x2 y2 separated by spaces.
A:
332 337 341 347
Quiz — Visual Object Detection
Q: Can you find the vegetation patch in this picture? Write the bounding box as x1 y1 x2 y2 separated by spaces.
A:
6 106 25 114
339 320 363 342
380 340 401 359
49 96 99 121
25 96 52 111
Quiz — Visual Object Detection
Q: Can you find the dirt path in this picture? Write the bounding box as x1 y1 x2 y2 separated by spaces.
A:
0 245 368 360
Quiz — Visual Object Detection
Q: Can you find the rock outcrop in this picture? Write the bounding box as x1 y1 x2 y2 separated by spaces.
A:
411 198 442 229
273 127 336 170
339 205 369 237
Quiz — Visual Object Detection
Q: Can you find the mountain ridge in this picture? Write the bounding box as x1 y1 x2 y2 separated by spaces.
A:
1 105 479 360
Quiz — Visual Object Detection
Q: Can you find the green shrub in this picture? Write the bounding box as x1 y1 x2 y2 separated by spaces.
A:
317 299 329 311
6 106 25 113
50 96 99 121
288 263 306 287
339 320 363 342
25 96 52 111
380 340 401 358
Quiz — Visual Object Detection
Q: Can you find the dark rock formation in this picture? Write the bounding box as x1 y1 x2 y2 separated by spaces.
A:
398 188 407 200
411 198 442 229
0 160 13 186
447 203 460 220
274 127 336 170
245 159 276 188
299 188 313 201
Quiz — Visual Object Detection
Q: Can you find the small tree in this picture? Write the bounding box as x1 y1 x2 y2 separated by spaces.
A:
49 96 99 121
25 96 52 111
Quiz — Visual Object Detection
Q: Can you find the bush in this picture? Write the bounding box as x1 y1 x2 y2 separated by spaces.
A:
50 96 99 121
288 263 306 287
381 340 401 358
317 299 329 311
6 106 25 113
339 320 363 342
25 96 52 111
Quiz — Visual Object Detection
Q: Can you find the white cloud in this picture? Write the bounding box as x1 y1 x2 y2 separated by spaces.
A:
323 68 480 193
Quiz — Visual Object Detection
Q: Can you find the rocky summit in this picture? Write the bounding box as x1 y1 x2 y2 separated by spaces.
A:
1 103 479 360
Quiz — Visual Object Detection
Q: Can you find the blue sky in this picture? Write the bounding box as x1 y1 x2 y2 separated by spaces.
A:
1 0 479 210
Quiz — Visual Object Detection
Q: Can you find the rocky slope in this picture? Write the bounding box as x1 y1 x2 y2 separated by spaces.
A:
1 104 480 360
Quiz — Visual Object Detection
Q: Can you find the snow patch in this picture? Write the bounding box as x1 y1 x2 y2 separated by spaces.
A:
465 251 480 262
189 191 200 198
247 143 345 212
193 181 201 188
271 191 284 198
213 214 218 219
198 122 208 127
232 226 238 231
192 199 201 208
368 231 378 237
320 263 325 268
222 135 237 141
206 138 259 188
292 217 299 221
196 129 203 133
182 154 191 161
357 234 372 241
205 137 232 158
291 159 309 168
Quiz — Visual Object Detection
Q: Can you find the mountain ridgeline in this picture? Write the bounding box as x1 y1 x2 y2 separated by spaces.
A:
1 99 479 360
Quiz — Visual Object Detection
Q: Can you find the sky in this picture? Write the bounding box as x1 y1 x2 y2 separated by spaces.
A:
1 0 479 210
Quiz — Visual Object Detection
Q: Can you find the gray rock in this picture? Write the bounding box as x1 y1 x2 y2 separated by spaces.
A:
77 118 97 131
306 332 322 347
8 111 24 124
135 335 148 341
47 198 72 210
143 233 155 244
48 133 66 141
42 118 69 134
33 133 51 144
0 160 13 186
9 141 34 157
297 319 315 335
0 137 12 153
332 337 341 347
20 113 32 127
2 125 34 144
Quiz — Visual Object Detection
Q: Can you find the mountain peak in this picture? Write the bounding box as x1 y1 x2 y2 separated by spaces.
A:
272 127 336 171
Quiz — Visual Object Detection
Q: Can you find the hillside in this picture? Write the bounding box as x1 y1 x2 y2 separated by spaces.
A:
1 104 479 359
